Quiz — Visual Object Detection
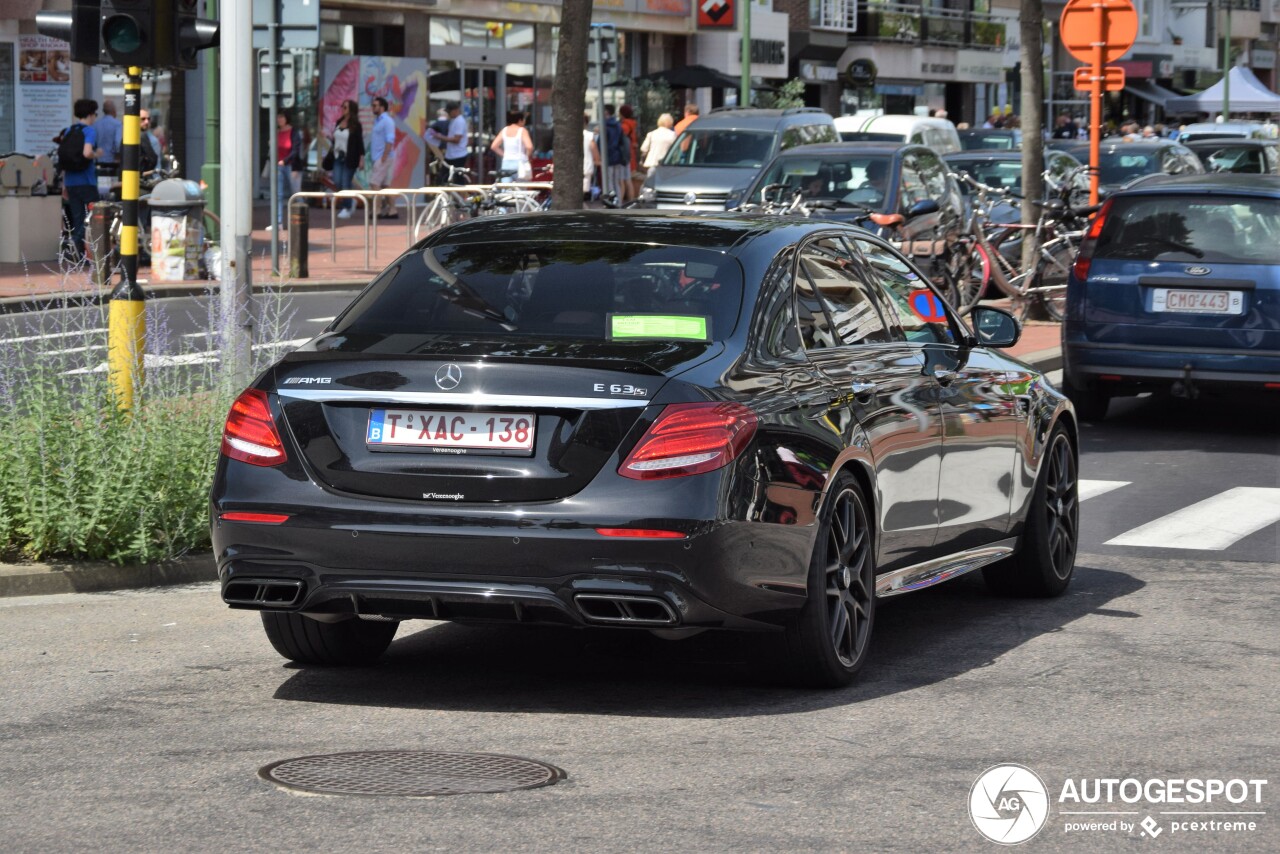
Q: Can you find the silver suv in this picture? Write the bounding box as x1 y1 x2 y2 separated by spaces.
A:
639 107 838 211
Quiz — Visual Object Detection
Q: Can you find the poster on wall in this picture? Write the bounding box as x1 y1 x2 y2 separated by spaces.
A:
320 55 429 192
16 35 72 156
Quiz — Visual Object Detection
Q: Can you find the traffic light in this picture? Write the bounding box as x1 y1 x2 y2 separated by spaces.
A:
99 0 172 68
36 0 217 70
588 24 619 83
35 2 101 65
175 0 220 71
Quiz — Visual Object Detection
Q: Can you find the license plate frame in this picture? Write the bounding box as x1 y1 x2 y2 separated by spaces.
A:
1150 288 1244 316
366 409 535 455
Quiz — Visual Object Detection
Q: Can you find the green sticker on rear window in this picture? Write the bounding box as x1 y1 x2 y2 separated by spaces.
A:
609 314 710 341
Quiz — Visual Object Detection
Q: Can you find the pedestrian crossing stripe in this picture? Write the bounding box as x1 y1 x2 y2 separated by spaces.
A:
1103 487 1280 551
1077 479 1130 501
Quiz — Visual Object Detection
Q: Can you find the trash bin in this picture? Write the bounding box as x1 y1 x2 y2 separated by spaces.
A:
147 178 205 282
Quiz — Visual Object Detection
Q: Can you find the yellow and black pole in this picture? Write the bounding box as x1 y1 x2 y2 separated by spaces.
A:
108 67 146 411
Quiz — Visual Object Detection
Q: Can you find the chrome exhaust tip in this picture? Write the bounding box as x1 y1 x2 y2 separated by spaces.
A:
574 594 679 626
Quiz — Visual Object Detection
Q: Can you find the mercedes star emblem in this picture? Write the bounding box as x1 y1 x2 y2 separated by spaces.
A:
434 363 463 390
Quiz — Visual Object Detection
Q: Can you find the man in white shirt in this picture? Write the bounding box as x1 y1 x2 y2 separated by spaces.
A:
369 96 397 217
442 101 469 171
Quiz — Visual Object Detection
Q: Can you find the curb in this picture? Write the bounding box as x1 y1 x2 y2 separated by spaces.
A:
0 553 217 598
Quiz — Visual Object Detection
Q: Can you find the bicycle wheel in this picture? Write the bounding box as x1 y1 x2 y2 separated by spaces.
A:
947 239 989 314
1034 237 1079 323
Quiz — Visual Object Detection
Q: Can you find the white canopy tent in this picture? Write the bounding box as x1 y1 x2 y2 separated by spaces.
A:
1164 66 1280 114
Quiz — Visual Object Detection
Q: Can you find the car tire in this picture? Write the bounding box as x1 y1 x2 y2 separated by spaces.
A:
984 426 1078 598
1062 376 1110 421
260 612 399 666
777 475 876 688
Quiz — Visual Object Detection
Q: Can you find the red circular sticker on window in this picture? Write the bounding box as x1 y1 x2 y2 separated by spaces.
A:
910 290 947 323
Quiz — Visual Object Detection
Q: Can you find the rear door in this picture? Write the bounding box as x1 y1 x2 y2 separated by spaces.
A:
792 235 946 571
1083 192 1280 354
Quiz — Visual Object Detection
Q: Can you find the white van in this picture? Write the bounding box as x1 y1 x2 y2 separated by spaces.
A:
834 113 962 154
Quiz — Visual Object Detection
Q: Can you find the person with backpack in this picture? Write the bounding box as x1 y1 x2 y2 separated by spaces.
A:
599 104 630 202
57 98 102 262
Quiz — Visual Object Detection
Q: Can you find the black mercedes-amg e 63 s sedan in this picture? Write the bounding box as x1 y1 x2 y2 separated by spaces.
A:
212 211 1079 687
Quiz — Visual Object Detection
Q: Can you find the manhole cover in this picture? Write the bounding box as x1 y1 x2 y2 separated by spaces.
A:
259 751 566 797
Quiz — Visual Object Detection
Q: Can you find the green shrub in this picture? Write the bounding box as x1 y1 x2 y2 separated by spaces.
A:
0 287 296 564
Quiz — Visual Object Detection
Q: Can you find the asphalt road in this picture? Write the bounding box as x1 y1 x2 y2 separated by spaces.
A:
0 396 1276 852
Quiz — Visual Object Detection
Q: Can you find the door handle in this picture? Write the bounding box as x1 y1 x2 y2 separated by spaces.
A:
933 369 959 385
850 379 877 399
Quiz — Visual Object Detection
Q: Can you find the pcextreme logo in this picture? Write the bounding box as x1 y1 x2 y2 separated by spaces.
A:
969 765 1269 844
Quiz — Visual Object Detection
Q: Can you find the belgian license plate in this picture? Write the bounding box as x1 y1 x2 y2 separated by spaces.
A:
366 409 535 453
1151 289 1244 315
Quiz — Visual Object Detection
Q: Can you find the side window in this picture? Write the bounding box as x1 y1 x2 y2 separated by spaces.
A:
795 238 892 349
849 236 953 345
898 154 930 211
914 150 950 203
780 126 805 151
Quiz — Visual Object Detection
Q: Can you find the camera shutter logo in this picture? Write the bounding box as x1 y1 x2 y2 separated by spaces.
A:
969 763 1050 845
434 363 463 390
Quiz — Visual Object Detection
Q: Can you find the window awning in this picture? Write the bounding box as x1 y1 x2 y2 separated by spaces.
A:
1124 80 1183 108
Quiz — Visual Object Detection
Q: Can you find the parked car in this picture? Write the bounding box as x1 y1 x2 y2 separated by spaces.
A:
957 128 1022 151
212 210 1079 688
730 142 964 256
1048 139 1204 196
1175 121 1277 144
834 113 962 154
1063 173 1280 419
639 107 838 211
1183 138 1280 175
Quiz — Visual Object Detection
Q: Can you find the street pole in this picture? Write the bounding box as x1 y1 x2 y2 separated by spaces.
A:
1089 3 1104 205
740 0 751 107
267 0 281 274
1223 1 1233 118
108 67 145 412
220 0 254 389
202 0 219 239
595 29 609 201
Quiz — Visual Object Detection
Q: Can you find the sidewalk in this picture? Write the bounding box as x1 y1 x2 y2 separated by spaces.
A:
0 208 1062 599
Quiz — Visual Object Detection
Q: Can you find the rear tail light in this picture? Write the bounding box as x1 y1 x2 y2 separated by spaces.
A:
1072 197 1113 282
619 402 757 480
594 528 687 539
219 512 290 524
221 388 288 466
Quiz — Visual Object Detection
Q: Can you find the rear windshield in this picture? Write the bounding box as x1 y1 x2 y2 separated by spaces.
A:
959 132 1016 150
1098 151 1160 186
1095 195 1280 264
332 242 745 342
663 129 775 168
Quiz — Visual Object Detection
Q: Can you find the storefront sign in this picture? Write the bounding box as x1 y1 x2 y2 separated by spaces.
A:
698 0 735 28
743 38 785 65
844 58 878 87
954 49 1006 84
799 62 840 83
593 0 691 13
15 35 71 157
1250 48 1277 70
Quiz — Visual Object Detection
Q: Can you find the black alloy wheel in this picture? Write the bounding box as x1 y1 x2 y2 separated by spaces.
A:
984 426 1079 597
261 611 399 666
780 476 876 688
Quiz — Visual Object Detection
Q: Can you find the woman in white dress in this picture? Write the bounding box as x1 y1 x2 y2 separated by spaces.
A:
490 110 533 182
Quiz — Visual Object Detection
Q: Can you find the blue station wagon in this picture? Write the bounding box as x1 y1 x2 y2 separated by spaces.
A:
1062 174 1280 418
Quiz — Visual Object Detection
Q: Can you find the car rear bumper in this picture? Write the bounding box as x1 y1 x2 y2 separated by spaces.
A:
1063 337 1280 391
212 502 814 632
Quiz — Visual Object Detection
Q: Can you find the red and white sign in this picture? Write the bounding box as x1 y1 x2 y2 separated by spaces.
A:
698 0 735 28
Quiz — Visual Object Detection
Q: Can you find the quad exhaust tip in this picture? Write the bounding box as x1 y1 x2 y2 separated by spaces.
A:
574 594 678 626
223 579 304 608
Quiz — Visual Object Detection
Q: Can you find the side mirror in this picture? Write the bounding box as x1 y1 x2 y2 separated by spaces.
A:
970 306 1021 349
905 198 940 219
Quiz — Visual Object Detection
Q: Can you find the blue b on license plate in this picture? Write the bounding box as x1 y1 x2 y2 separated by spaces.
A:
366 409 535 452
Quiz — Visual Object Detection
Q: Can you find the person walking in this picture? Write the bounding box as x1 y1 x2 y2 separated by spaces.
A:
442 101 469 172
58 98 101 262
329 99 365 219
600 104 630 201
639 113 676 174
674 102 699 138
582 112 600 200
94 98 121 194
369 96 397 218
618 104 639 201
490 110 533 181
269 110 304 231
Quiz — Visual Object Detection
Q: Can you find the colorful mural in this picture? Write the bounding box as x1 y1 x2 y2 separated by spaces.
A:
320 55 429 190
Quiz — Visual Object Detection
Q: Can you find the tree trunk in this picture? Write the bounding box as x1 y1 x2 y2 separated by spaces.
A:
1019 0 1046 276
551 0 593 211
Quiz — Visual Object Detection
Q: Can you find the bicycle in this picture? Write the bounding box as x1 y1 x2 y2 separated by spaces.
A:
949 169 1098 321
413 168 544 239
